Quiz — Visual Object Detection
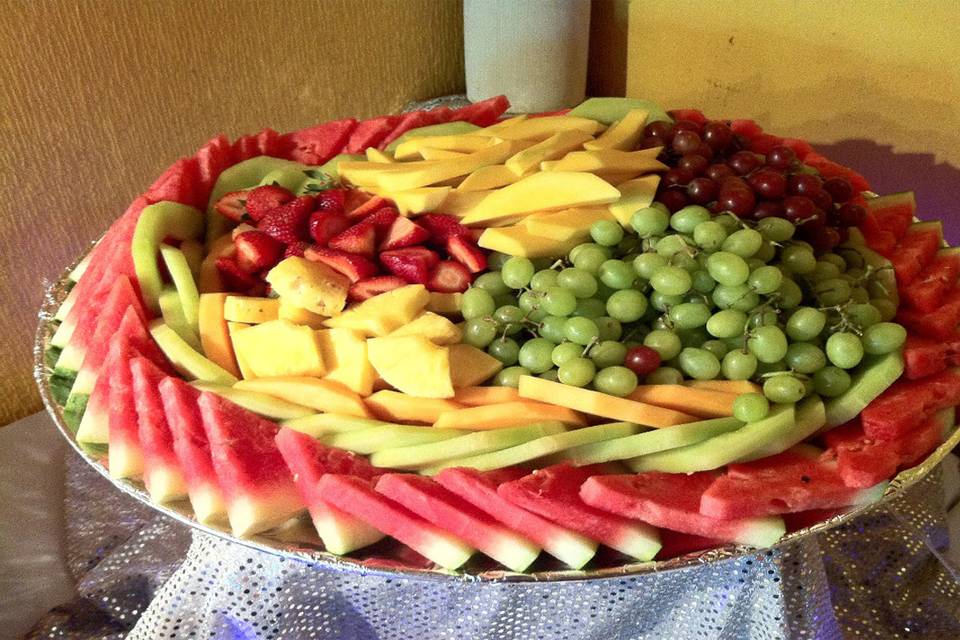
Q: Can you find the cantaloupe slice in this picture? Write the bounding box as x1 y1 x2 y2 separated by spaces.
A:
365 390 463 424
448 344 504 388
627 385 737 419
452 386 521 406
521 207 614 242
518 376 697 427
235 377 371 418
198 293 242 379
478 225 583 259
685 379 763 395
199 233 236 293
608 175 661 226
432 400 586 430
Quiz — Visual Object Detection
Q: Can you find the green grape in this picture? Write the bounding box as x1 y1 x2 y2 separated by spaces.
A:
810 261 841 281
755 359 788 377
785 342 827 374
724 333 747 351
676 327 710 348
871 297 897 322
594 366 639 397
701 339 729 360
573 297 607 318
495 366 531 388
486 252 511 270
746 258 766 272
631 206 670 237
693 220 728 251
595 281 617 301
572 244 611 273
650 265 693 296
722 350 758 380
691 269 717 294
821 253 846 271
748 325 789 363
747 310 779 329
530 269 560 292
552 341 583 367
518 338 555 374
595 316 623 341
633 253 668 279
645 366 684 385
564 317 600 345
606 289 648 323
539 368 560 382
461 287 496 320
721 228 763 258
763 374 806 403
531 258 555 271
501 257 535 289
861 322 907 355
650 290 684 312
597 259 635 290
706 252 749 286
488 337 520 365
849 287 870 304
706 309 748 338
589 340 628 368
670 205 712 234
655 234 692 258
557 268 598 299
757 218 796 243
813 366 852 397
754 241 777 264
781 244 817 274
494 305 525 335
713 214 740 233
678 347 721 380
669 302 712 329
866 277 894 301
644 329 682 360
539 315 567 343
845 267 865 281
590 219 624 247
542 286 577 316
748 266 783 295
493 293 518 309
733 393 770 422
672 253 700 273
474 271 511 297
826 332 864 369
847 303 882 330
463 317 498 348
813 278 852 306
785 307 827 341
712 284 758 312
775 278 803 310
558 357 596 387
518 289 544 314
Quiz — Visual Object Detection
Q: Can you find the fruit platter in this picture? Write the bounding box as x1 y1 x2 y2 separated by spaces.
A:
36 95 960 580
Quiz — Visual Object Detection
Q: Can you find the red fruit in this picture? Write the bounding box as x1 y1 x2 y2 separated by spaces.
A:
346 195 392 219
624 346 661 377
216 256 260 292
214 191 247 222
284 241 309 258
380 217 430 250
254 128 284 157
308 210 351 246
234 230 284 273
304 247 380 283
445 235 487 273
379 247 440 284
245 184 294 222
363 206 401 232
427 260 473 293
257 196 314 244
418 214 471 243
348 275 408 301
328 222 377 256
314 188 346 212
231 134 259 161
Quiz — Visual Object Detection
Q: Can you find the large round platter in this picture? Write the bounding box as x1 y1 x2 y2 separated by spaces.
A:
36 246 960 583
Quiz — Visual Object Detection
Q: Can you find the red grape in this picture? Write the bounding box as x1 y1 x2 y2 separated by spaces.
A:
678 154 709 176
809 226 842 252
706 163 736 181
766 145 797 170
747 170 787 199
644 121 674 141
823 177 854 203
754 200 786 219
658 188 690 212
728 150 763 175
672 130 702 155
640 136 663 150
836 202 866 227
687 177 718 204
662 167 694 187
786 173 823 197
718 189 756 217
673 120 703 135
703 121 733 151
809 188 834 212
625 346 661 377
783 195 817 222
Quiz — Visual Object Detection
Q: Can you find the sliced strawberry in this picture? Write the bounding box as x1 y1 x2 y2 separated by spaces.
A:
216 256 260 291
284 241 309 258
245 184 294 222
364 206 401 232
346 195 392 220
379 247 440 284
257 196 314 244
304 247 380 283
419 214 471 243
379 217 428 252
427 260 473 293
231 223 256 240
308 210 352 246
234 230 284 273
329 221 376 256
445 235 487 273
314 188 347 212
348 275 408 302
214 191 247 222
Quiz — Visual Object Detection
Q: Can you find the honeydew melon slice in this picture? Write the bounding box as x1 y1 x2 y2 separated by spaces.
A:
824 352 905 429
159 286 202 351
190 383 315 421
324 424 470 455
282 413 388 437
133 202 204 314
149 320 239 385
738 396 825 462
568 97 672 125
159 244 200 330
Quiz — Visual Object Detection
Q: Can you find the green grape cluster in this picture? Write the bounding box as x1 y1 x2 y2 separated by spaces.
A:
463 202 906 405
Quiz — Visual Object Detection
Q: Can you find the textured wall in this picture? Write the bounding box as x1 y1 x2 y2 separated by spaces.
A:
0 0 466 425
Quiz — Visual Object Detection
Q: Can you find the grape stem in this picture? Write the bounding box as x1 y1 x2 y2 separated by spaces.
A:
581 336 599 358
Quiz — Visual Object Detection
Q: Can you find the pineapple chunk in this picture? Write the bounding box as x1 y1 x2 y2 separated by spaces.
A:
266 257 349 316
231 319 326 378
366 336 454 398
315 328 376 396
223 296 280 324
426 292 463 316
278 298 326 328
448 344 503 388
390 312 463 345
323 284 430 337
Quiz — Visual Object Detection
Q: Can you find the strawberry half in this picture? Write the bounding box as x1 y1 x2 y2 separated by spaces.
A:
305 247 380 283
379 247 440 284
234 230 284 273
314 188 347 212
258 196 314 244
427 260 473 293
348 275 408 302
309 210 352 246
419 214 472 243
245 184 294 222
214 191 247 222
364 206 401 232
445 235 487 273
380 216 429 250
328 221 377 256
284 241 309 258
216 256 260 291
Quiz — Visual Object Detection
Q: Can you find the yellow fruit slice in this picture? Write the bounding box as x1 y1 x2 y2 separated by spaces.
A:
390 312 463 345
315 328 376 396
433 400 587 430
198 293 241 378
456 164 526 192
366 335 454 398
235 376 370 417
608 175 661 226
582 108 649 151
521 207 615 241
448 344 503 388
365 390 464 424
324 284 430 337
478 225 583 259
223 296 280 324
461 172 620 225
266 257 350 317
505 130 595 176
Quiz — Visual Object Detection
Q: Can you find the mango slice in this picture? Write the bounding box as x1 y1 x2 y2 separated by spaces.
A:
462 172 620 225
505 130 595 176
478 225 583 259
583 108 649 151
608 175 661 226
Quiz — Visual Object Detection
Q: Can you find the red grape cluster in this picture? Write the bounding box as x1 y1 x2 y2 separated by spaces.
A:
642 118 865 253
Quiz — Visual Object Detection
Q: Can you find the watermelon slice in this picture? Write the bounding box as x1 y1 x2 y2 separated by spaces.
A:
255 128 285 157
902 333 960 379
699 447 887 519
194 134 236 203
902 248 960 312
376 473 541 572
897 287 960 340
106 347 147 480
656 531 725 559
890 221 942 286
729 119 762 139
344 115 402 154
498 464 661 561
284 119 357 165
449 95 511 127
748 133 785 155
197 392 304 536
867 191 916 239
803 150 870 193
159 377 227 524
232 133 260 161
579 472 786 547
317 474 475 570
273 427 384 554
130 358 188 502
434 467 598 569
860 368 960 441
378 111 443 150
780 138 814 161
145 156 204 209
